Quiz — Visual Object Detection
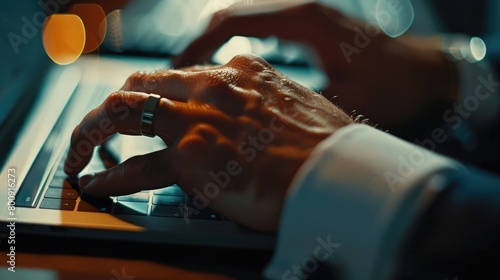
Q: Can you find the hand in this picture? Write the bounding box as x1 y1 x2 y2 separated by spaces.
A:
65 54 353 232
174 2 457 127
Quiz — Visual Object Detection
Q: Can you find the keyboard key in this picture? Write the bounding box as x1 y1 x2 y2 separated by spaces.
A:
113 202 148 216
78 194 113 213
49 178 74 189
40 198 76 210
152 195 184 206
45 188 79 200
153 185 185 196
77 200 112 213
53 175 79 187
188 207 221 221
54 169 68 178
185 199 221 220
65 176 80 186
150 204 221 221
151 205 185 218
81 192 113 203
117 192 150 203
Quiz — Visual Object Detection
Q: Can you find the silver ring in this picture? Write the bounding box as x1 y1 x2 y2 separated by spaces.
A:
141 94 161 137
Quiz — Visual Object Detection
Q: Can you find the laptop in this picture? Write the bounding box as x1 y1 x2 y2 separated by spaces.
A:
0 1 325 250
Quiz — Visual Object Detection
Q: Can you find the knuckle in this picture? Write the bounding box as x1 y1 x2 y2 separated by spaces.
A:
179 124 217 150
106 90 125 104
191 123 218 139
125 70 165 91
142 75 159 91
194 70 237 100
103 91 124 120
103 90 139 125
188 123 218 145
164 69 186 82
229 53 259 64
125 71 146 90
208 69 238 87
301 2 323 13
211 9 233 27
228 54 272 72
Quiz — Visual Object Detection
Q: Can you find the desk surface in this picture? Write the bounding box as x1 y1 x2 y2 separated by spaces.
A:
0 234 273 279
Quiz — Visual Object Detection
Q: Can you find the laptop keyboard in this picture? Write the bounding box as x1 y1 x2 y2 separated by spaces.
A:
36 160 223 221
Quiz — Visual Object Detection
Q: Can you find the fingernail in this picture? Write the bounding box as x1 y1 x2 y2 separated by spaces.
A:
79 174 94 189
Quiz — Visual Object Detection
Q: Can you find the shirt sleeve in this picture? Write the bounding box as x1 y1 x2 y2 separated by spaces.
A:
263 124 464 280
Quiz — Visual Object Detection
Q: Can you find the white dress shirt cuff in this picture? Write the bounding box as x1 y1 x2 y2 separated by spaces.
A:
264 124 462 280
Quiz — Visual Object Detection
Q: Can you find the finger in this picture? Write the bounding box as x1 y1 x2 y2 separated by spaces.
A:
173 2 326 68
64 91 187 176
121 69 203 102
79 148 179 197
118 63 252 114
120 64 226 100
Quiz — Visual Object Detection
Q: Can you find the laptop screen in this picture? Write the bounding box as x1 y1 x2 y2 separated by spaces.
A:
0 2 52 168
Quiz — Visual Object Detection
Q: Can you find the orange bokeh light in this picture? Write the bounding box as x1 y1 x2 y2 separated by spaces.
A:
69 3 107 53
42 14 86 65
